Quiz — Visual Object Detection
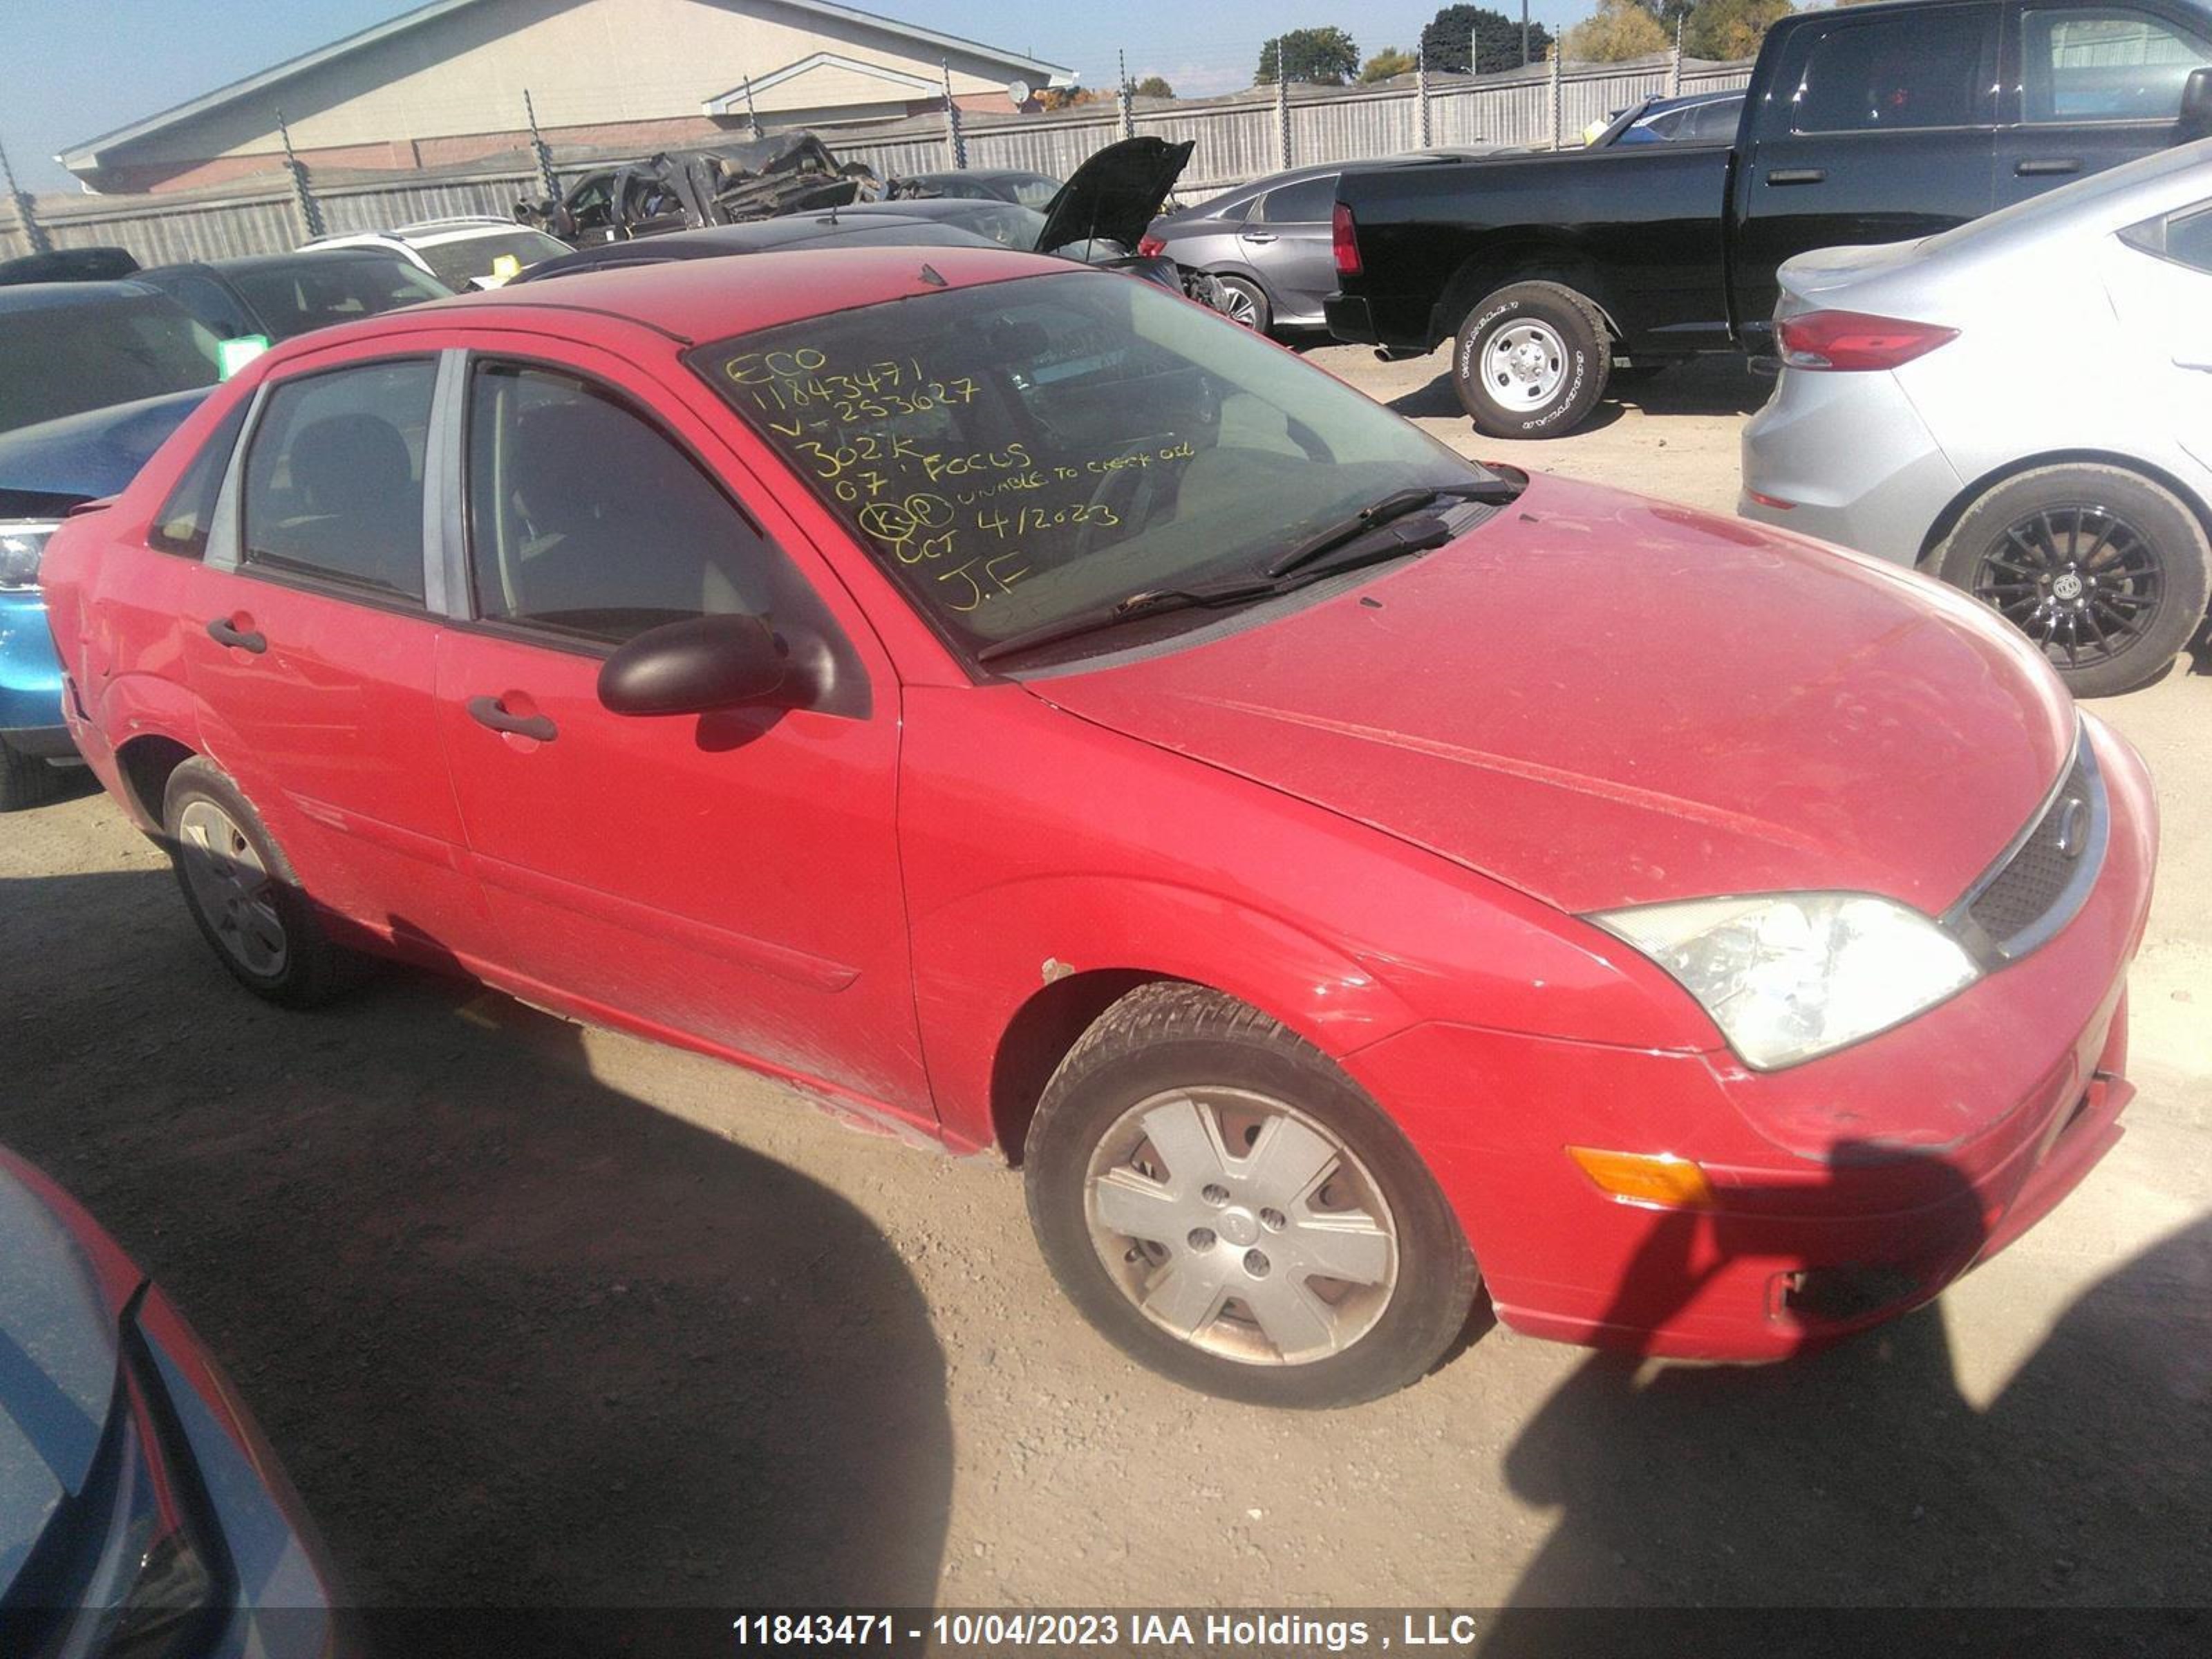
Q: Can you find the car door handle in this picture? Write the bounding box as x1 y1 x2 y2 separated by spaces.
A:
2015 157 2082 176
467 695 557 742
1240 232 1278 243
1765 168 1827 185
205 617 266 653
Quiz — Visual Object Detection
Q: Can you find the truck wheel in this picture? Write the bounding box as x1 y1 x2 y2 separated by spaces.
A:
1024 982 1478 1408
1452 281 1610 438
1933 464 2211 699
162 758 368 1007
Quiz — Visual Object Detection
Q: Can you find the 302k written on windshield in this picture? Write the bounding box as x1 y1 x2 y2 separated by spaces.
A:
690 272 1474 653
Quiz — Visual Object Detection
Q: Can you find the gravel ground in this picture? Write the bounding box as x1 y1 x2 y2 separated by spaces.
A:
2 346 2206 1646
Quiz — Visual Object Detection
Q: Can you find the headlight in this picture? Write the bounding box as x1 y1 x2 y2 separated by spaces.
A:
1593 892 1980 1070
0 520 58 590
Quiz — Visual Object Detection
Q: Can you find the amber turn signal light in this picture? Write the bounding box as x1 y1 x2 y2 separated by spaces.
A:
1567 1147 1716 1209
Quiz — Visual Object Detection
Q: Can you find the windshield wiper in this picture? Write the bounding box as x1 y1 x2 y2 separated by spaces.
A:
973 578 1280 665
1262 480 1517 579
973 518 1462 667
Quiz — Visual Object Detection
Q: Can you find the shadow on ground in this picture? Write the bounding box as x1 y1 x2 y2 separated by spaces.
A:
1478 1206 2211 1652
1387 354 1771 427
0 868 951 1653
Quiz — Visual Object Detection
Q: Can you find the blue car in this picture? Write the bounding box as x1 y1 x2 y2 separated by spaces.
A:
1 282 220 809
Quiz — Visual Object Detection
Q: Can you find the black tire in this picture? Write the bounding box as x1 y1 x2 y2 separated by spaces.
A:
1212 274 1271 333
162 757 367 1008
1451 280 1611 438
1933 464 2211 699
1024 982 1478 1408
0 738 71 812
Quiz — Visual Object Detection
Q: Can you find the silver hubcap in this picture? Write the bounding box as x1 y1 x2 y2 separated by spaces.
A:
176 800 288 976
1220 285 1261 328
1485 320 1567 406
1082 1087 1398 1366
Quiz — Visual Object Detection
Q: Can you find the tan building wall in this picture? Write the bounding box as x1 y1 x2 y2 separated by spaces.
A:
74 0 1062 191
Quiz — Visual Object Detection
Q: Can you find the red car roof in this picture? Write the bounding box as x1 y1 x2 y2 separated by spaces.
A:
417 243 1067 344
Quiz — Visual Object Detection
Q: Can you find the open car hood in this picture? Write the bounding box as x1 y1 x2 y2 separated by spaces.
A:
1035 138 1194 256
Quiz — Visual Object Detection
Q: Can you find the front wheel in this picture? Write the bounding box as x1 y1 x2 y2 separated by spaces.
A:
1024 983 1478 1407
1934 464 2211 698
1451 280 1610 439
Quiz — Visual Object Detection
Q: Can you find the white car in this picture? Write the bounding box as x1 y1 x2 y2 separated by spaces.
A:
1741 138 2212 697
301 216 571 290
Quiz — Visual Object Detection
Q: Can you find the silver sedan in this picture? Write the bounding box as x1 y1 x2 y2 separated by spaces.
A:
1741 138 2212 697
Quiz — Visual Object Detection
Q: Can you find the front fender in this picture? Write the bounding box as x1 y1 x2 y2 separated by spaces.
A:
911 872 1421 1151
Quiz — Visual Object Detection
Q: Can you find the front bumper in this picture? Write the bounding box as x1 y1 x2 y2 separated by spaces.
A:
1344 718 2156 1360
1738 366 1965 564
0 586 68 747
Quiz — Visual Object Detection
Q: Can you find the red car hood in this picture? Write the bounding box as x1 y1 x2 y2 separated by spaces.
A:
1029 476 2073 917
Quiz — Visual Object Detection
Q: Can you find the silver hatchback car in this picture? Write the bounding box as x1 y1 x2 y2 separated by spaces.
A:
1741 139 2212 697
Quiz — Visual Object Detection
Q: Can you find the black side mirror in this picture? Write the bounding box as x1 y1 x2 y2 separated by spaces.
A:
2180 67 2212 144
597 613 789 716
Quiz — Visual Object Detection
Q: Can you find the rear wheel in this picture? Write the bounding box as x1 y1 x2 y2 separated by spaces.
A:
163 758 367 1007
1452 281 1610 438
1935 465 2210 698
1024 983 1477 1407
1212 274 1271 333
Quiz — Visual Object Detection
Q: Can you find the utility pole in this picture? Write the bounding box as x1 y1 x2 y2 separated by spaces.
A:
0 132 51 257
276 109 325 241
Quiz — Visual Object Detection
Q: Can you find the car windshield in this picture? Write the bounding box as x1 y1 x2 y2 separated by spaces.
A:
0 294 221 434
946 204 1048 249
691 270 1494 660
227 256 451 339
1004 175 1062 209
415 229 570 287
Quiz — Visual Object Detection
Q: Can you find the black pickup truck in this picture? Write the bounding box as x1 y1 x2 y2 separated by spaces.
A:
1327 0 2212 435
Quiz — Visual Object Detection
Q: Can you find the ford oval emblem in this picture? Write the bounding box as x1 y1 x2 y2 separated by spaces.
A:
2054 796 2089 860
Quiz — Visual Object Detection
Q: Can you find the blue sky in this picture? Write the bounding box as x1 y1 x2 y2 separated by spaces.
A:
3 0 1590 194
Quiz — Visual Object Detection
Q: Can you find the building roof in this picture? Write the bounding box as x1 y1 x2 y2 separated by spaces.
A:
59 0 1076 173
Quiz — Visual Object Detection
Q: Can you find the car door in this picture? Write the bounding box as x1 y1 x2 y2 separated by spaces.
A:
1734 2 2002 337
431 345 930 1120
1241 176 1339 324
2107 194 2212 450
174 346 494 961
1996 2 2212 205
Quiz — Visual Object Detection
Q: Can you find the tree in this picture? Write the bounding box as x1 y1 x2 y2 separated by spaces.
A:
1420 6 1553 75
1683 0 1794 61
1360 46 1421 83
1257 27 1362 85
1565 0 1671 60
1038 86 1112 111
1129 74 1176 100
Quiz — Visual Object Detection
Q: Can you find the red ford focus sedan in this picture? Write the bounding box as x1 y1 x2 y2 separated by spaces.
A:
40 249 2155 1406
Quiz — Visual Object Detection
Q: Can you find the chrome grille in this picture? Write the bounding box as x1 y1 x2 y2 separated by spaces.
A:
1947 737 2106 966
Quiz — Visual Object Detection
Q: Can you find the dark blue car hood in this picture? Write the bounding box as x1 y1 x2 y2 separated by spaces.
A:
0 1162 123 1602
0 386 211 513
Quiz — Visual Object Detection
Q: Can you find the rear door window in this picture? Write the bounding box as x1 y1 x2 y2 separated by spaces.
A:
239 359 435 603
2021 8 2212 122
1790 9 1991 131
1255 176 1335 224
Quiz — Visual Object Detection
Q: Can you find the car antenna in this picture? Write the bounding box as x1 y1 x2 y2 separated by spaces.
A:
918 263 948 288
